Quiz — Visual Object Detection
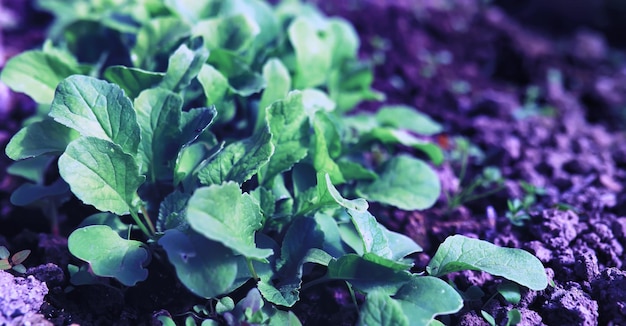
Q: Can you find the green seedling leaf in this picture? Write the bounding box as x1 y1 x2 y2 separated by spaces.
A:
132 16 190 70
216 297 235 314
394 276 464 325
376 105 443 136
0 247 9 259
328 61 383 113
5 118 79 161
187 182 273 260
207 51 266 96
427 235 548 291
164 0 220 24
6 155 56 184
481 311 496 326
359 290 408 326
257 58 291 131
261 91 309 183
311 112 345 184
366 128 444 165
103 66 165 99
135 88 183 179
10 178 70 207
1 50 82 104
346 209 392 259
11 250 31 266
160 41 210 92
327 254 412 294
337 160 377 181
159 229 240 299
507 309 522 325
193 14 260 53
356 155 440 210
49 75 141 155
59 137 145 215
497 282 521 304
157 191 190 232
198 126 274 185
12 264 26 274
261 216 324 307
174 141 220 190
179 106 217 147
302 88 336 116
197 64 236 124
68 225 149 286
79 212 129 238
0 259 11 270
327 18 359 66
314 213 348 258
288 17 331 88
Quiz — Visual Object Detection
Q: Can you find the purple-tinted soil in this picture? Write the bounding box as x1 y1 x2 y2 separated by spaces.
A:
4 0 626 325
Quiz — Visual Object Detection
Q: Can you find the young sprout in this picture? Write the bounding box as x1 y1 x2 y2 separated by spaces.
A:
0 246 31 274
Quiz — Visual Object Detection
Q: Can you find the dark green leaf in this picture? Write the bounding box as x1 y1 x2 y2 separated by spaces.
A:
103 66 165 99
193 14 260 53
359 290 408 326
157 191 190 232
10 178 70 207
160 42 210 92
0 50 82 104
393 276 464 325
159 229 240 298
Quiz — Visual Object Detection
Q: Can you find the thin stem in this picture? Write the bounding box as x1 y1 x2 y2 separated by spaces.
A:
140 205 156 235
301 275 331 291
246 258 260 281
129 210 152 238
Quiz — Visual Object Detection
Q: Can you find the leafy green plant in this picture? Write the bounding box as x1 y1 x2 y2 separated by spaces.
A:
0 246 31 274
505 181 546 226
445 137 505 212
2 0 548 324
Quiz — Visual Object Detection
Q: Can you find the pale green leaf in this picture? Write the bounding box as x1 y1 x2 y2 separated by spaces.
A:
376 105 443 136
49 75 141 155
261 91 309 183
197 64 236 124
257 58 291 131
0 50 82 104
187 182 273 260
193 14 260 53
132 16 190 70
68 225 149 286
356 155 440 210
288 17 331 88
160 42 210 92
59 137 145 215
426 235 548 290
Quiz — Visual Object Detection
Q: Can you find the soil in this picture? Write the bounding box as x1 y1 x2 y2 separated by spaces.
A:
3 0 626 325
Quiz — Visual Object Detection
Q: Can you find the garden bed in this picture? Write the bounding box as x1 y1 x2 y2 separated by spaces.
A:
2 0 626 325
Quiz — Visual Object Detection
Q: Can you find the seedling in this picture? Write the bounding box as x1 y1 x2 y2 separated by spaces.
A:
0 246 31 274
445 137 505 212
506 181 546 226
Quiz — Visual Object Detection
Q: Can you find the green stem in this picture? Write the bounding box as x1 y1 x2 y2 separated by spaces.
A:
140 205 157 235
246 258 260 281
129 210 152 238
